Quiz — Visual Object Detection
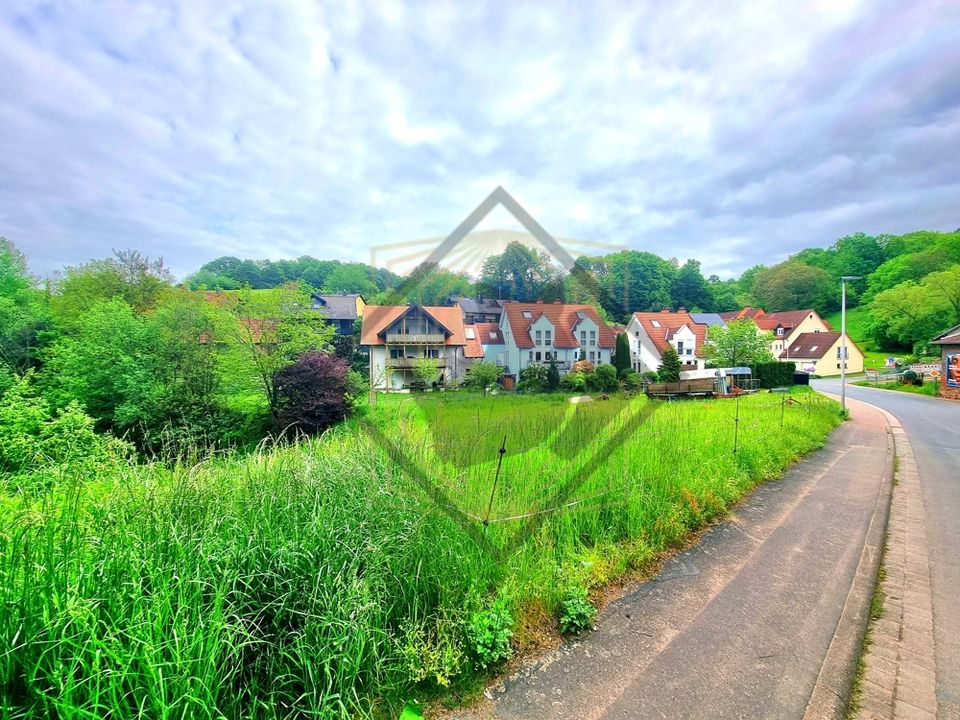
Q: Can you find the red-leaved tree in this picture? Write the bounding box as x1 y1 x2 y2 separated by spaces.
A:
273 353 351 434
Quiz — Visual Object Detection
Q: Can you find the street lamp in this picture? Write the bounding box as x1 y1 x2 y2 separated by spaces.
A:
840 276 863 415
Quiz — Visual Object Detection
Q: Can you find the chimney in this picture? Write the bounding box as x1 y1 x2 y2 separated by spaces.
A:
553 299 561 304
678 306 687 313
661 307 671 313
536 299 544 304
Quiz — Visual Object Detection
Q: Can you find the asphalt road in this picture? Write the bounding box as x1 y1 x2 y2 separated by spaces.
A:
813 379 960 719
475 396 893 720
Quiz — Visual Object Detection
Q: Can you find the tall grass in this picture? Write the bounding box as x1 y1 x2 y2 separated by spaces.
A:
1 390 838 718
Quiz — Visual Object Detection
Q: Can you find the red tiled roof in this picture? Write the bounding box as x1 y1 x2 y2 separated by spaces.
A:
719 307 766 322
474 322 504 345
781 332 841 359
360 305 467 347
632 310 708 356
502 303 615 349
758 309 818 333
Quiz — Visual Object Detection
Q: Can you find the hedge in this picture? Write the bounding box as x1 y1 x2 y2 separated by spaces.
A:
751 361 797 388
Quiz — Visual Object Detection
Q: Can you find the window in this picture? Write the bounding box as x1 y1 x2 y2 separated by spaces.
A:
810 346 818 353
686 349 692 355
589 351 595 362
651 320 661 328
580 330 587 345
528 351 533 362
522 310 533 319
544 351 552 361
545 330 552 346
635 331 639 337
535 329 542 344
465 328 476 340
589 330 596 346
489 330 498 339
535 351 542 362
776 328 784 336
677 341 684 353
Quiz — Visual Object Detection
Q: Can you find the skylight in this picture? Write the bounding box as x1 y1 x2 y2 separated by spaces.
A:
522 311 533 319
810 346 818 352
651 320 661 328
490 331 498 339
464 328 475 339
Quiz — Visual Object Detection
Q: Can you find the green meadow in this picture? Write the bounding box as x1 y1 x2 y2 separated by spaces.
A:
1 389 839 719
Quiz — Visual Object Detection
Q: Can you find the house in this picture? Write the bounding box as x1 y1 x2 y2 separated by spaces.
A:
496 301 615 383
754 309 832 358
311 293 366 335
360 304 480 390
931 323 960 400
782 332 864 376
448 296 503 325
626 309 709 373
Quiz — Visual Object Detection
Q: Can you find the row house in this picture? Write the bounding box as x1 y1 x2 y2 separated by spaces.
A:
493 301 615 385
360 304 482 390
626 309 708 373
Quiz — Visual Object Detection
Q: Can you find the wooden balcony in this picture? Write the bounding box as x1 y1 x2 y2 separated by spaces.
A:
386 357 447 369
385 333 445 344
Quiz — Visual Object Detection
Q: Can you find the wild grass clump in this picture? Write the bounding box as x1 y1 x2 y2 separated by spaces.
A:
0 389 838 718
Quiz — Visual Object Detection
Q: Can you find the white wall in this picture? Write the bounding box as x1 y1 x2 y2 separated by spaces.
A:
627 316 663 373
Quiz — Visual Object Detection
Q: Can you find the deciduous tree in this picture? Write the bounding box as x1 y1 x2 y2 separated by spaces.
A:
702 319 775 368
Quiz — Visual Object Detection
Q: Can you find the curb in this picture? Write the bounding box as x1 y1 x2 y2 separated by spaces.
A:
803 395 896 720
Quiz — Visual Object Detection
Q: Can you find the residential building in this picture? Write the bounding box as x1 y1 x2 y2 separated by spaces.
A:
360 304 481 390
754 309 832 358
931 323 960 400
448 296 504 325
689 312 726 328
626 309 709 373
782 332 864 376
496 301 615 383
311 293 366 335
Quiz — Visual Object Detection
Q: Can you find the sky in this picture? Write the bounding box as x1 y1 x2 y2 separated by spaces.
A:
1 1 959 281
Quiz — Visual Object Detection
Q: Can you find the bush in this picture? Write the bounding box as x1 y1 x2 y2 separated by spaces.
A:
640 371 658 383
518 364 548 393
623 371 644 392
546 360 561 391
900 369 923 386
466 361 504 395
594 364 619 393
274 353 352 434
658 348 681 383
558 586 596 635
571 359 595 374
560 372 586 393
466 597 514 669
751 361 796 388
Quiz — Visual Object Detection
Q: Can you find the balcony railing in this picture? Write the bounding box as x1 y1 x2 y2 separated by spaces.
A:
386 357 447 369
385 333 445 344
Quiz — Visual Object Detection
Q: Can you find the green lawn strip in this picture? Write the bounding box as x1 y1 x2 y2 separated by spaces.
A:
1 390 840 719
853 380 939 397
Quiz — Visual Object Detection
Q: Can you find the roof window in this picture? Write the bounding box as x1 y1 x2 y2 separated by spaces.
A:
651 320 661 328
464 328 475 339
522 311 533 319
489 331 498 339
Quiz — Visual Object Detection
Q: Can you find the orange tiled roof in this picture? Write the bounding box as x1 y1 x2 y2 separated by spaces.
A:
632 310 708 356
360 305 467 347
501 302 614 349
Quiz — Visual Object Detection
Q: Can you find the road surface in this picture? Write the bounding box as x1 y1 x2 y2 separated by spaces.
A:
814 379 960 719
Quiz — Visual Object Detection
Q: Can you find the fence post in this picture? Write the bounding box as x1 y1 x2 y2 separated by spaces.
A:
780 394 786 429
483 435 508 527
733 391 741 454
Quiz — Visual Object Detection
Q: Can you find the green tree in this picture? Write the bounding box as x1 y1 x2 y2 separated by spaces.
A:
671 259 712 311
0 238 50 372
478 241 563 301
870 265 960 351
751 261 836 313
702 319 775 367
657 348 682 383
613 332 631 377
546 358 561 391
218 285 335 420
596 250 676 320
467 361 504 396
411 357 441 390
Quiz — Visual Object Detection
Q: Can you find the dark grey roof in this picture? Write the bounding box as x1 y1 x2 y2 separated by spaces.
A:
451 296 503 315
931 323 960 345
690 313 725 327
311 293 362 321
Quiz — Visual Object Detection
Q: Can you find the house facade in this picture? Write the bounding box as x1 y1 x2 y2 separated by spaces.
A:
311 293 366 335
360 304 479 390
782 331 864 376
496 301 614 383
626 310 708 373
755 309 832 358
931 323 960 400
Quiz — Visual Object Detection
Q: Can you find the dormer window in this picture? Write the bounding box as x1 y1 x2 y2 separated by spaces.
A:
777 327 784 336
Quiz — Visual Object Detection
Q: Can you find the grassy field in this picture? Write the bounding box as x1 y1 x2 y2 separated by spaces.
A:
1 389 839 719
853 379 939 397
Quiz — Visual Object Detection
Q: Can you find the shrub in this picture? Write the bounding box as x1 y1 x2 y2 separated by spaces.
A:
751 361 796 388
613 332 631 377
571 359 595 374
546 359 561 391
900 369 923 386
518 364 548 393
466 597 514 669
640 371 658 383
274 353 351 434
558 586 596 635
560 372 586 392
623 371 644 392
594 364 619 393
466 361 504 395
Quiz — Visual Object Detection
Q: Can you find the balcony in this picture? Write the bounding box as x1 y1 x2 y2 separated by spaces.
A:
386 357 447 369
385 333 445 344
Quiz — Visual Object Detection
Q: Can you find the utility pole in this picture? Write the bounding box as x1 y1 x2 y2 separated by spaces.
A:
840 275 863 416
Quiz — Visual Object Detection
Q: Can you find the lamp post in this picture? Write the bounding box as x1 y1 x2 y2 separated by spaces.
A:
840 275 863 415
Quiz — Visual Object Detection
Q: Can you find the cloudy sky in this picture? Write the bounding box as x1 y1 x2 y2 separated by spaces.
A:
1 1 959 280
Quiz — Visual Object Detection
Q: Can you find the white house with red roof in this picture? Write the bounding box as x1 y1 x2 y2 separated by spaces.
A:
496 300 615 383
626 309 709 373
